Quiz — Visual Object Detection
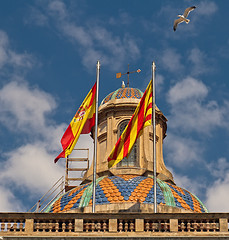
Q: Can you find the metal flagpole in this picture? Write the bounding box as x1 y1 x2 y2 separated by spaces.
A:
152 61 157 213
92 60 100 213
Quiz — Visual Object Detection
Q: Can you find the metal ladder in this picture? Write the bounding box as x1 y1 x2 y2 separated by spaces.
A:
65 148 89 192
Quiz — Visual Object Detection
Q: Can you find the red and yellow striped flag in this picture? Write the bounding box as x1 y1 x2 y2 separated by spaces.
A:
108 80 152 168
55 82 96 163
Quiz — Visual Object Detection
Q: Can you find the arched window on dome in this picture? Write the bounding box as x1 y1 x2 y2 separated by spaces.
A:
117 120 139 167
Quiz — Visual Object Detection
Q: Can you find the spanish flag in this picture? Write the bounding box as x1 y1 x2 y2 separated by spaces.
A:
108 80 152 168
55 82 96 163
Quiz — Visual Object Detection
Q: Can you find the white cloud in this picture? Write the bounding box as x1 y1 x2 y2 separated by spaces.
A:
205 172 229 212
167 77 229 134
164 133 203 167
168 76 208 104
0 80 66 211
28 0 140 71
63 23 93 47
161 48 184 73
0 30 34 70
0 81 56 135
25 7 48 26
0 29 67 211
0 79 95 211
48 0 67 20
188 48 214 76
197 1 218 17
205 157 229 211
156 47 214 77
155 74 164 94
207 157 229 178
1 143 64 195
0 186 24 212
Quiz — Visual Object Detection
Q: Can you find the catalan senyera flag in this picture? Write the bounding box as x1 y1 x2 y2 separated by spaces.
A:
107 80 152 168
55 82 96 163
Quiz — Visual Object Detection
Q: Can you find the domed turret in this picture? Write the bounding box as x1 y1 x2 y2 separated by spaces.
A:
45 82 207 214
101 87 143 105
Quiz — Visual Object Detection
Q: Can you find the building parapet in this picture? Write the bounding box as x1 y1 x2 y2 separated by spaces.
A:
0 212 228 238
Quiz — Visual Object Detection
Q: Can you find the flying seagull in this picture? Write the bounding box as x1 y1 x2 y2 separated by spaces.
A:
173 6 196 31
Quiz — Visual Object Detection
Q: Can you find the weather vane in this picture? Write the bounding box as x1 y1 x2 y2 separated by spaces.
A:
116 64 141 87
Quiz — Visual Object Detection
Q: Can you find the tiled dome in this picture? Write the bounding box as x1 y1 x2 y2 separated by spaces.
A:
101 88 143 105
45 175 208 213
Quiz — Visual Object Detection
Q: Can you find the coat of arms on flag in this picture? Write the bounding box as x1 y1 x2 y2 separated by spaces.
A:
55 82 96 163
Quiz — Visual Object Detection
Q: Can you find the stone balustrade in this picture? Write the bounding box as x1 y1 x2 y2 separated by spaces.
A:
0 212 228 238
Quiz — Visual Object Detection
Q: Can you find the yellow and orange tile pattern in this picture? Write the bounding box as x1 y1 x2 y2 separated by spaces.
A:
47 175 207 213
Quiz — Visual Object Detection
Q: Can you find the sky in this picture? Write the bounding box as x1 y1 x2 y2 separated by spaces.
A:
0 0 229 212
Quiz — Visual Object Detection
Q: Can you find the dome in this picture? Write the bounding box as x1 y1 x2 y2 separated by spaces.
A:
101 87 143 105
45 175 208 213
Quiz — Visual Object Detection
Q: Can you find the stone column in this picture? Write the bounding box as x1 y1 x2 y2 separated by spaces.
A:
25 219 34 234
109 219 117 232
75 219 83 232
219 218 228 232
170 219 178 232
135 219 144 232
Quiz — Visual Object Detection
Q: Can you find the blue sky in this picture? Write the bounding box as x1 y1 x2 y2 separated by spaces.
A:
0 0 229 212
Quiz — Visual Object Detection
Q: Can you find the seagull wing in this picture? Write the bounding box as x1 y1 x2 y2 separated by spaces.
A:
183 6 196 18
173 18 184 31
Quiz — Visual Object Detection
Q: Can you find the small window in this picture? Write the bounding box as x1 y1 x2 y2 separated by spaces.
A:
117 120 139 167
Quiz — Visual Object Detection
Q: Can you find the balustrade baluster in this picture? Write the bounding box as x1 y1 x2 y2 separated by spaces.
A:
48 220 52 232
145 220 149 232
7 222 11 231
180 221 185 232
38 221 41 232
42 222 46 232
91 221 95 232
97 221 101 232
55 220 59 232
187 221 191 232
164 221 169 232
200 222 204 232
102 220 107 232
193 220 197 232
118 220 123 232
152 222 156 232
36 220 40 232
19 220 24 232
69 220 73 232
212 220 216 232
85 221 89 232
62 222 66 232
130 220 134 232
124 220 128 232
206 220 210 232
48 220 53 232
13 221 17 231
1 221 5 232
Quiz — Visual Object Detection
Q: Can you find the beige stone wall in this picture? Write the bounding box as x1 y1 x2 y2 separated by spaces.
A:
69 202 192 214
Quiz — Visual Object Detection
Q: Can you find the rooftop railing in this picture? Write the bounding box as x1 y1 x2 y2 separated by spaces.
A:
0 212 228 237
